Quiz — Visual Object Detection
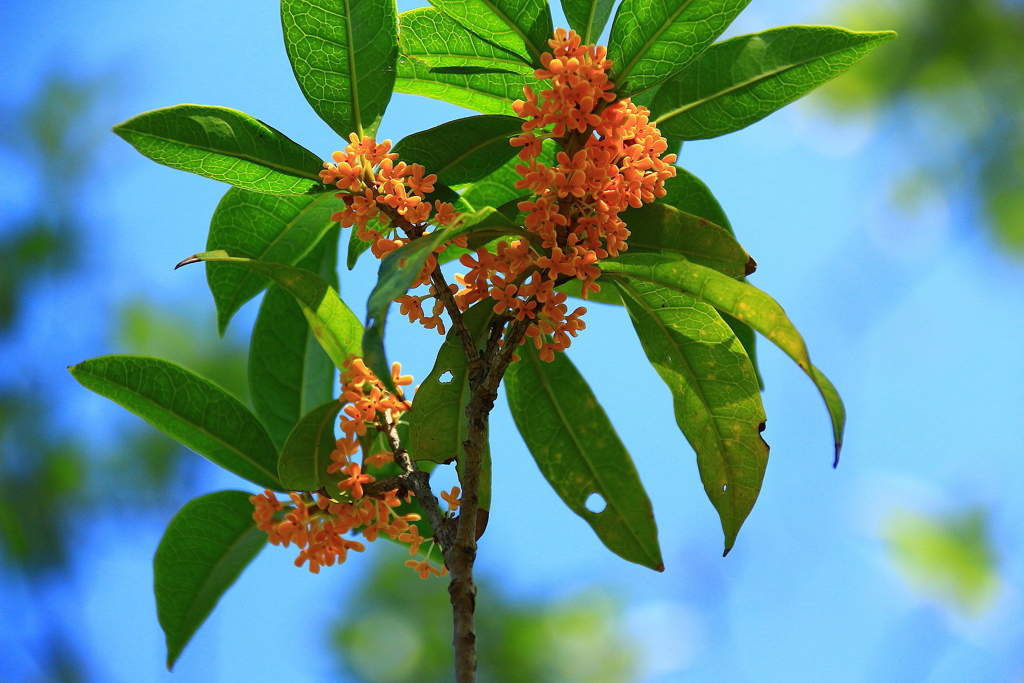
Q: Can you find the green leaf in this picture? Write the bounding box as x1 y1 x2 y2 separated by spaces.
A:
724 312 763 391
281 0 398 138
69 356 281 490
562 0 615 44
362 207 520 389
155 490 267 670
608 0 751 97
248 229 340 450
184 252 362 370
429 0 553 65
622 202 755 278
655 170 762 388
395 56 533 115
408 302 492 464
659 168 733 233
505 344 663 570
277 400 345 491
460 138 556 211
610 277 768 553
346 224 374 270
650 27 897 140
554 277 623 305
392 115 524 186
113 105 325 194
602 254 845 462
206 187 344 334
398 8 534 74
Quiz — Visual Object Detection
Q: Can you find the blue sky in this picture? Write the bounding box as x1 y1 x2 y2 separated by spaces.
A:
2 0 1023 681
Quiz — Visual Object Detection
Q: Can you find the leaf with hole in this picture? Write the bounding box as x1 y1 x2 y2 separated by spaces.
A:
184 252 362 370
505 343 663 570
155 490 267 670
651 27 897 140
113 105 325 194
408 302 492 465
362 207 520 390
392 114 524 186
611 277 768 553
608 0 751 97
206 187 344 334
69 356 281 490
603 254 844 461
281 0 398 137
248 228 339 450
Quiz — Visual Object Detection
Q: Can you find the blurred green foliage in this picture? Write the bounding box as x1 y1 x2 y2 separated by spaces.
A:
335 548 637 683
822 0 1024 253
0 73 249 682
882 506 1000 616
0 76 93 330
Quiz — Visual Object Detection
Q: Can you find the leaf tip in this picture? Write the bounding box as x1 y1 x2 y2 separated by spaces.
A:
722 546 731 558
174 255 202 270
744 256 757 276
833 443 842 469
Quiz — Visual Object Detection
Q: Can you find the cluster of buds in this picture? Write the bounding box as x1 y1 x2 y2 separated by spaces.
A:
319 134 461 260
453 28 677 361
249 358 447 578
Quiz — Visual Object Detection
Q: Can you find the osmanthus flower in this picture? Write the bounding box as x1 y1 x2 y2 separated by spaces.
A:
441 486 461 513
249 356 442 578
440 28 677 362
254 27 677 578
319 133 458 263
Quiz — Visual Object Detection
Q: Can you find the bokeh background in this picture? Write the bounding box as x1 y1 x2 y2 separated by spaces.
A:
2 0 1023 681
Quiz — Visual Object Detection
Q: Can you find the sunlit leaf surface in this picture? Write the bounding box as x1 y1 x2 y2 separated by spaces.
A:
155 490 267 669
206 187 343 334
651 26 896 140
612 277 767 552
505 343 663 570
113 105 324 194
281 0 398 137
69 356 281 490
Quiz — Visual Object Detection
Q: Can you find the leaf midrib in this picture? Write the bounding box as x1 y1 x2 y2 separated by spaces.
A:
654 39 875 124
614 0 698 87
82 369 279 485
524 345 654 557
227 194 334 314
604 263 811 370
396 75 513 105
342 0 363 136
405 126 518 182
125 129 321 183
405 48 534 72
472 0 542 62
612 277 736 506
175 523 265 649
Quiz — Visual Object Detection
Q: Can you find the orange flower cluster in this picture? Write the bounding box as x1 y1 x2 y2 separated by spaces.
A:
249 488 416 574
450 29 677 361
335 357 412 439
320 133 461 260
249 356 444 578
